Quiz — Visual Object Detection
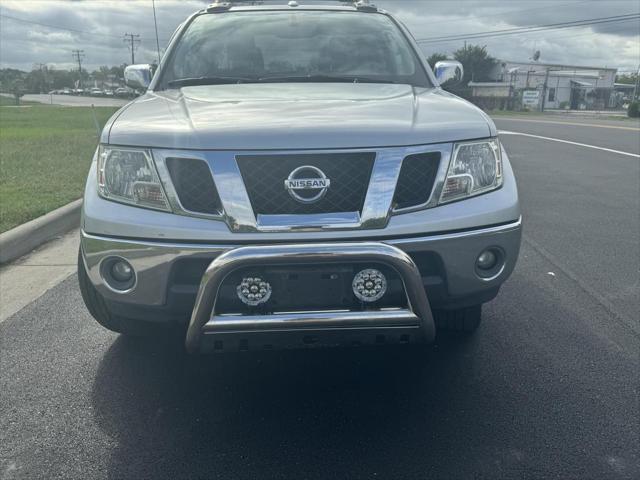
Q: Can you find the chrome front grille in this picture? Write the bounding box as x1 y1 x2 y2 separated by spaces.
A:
236 153 375 215
153 143 452 232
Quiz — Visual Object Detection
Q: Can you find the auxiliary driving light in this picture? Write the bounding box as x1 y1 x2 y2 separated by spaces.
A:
237 276 272 306
352 268 387 302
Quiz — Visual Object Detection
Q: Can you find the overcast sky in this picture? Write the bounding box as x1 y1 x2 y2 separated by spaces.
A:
0 0 638 73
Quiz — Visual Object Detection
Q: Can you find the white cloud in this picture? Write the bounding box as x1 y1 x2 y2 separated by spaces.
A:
0 0 638 72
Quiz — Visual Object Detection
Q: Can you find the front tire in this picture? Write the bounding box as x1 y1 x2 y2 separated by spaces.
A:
433 304 482 335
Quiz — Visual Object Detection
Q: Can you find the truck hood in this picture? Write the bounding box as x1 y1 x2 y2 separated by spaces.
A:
106 84 494 150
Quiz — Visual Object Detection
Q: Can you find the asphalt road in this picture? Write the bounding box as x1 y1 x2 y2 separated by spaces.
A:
1 116 639 480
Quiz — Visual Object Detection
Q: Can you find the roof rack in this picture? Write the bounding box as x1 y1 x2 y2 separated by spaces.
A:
205 0 377 13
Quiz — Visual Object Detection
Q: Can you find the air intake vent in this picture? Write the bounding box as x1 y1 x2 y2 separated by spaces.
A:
393 152 441 210
166 158 221 215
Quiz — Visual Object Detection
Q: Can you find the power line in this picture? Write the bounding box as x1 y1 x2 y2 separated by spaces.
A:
428 17 640 49
486 18 640 45
0 13 121 39
421 0 592 27
123 33 141 65
416 13 640 44
417 13 640 42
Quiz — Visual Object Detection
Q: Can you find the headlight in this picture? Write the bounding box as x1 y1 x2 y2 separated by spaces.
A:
97 146 170 211
440 138 503 203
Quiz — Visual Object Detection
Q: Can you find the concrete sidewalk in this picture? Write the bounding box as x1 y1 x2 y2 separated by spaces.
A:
0 229 79 323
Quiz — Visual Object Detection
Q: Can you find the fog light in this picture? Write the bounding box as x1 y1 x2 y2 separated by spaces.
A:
111 261 133 282
476 250 498 270
352 268 387 302
101 257 136 292
237 276 272 306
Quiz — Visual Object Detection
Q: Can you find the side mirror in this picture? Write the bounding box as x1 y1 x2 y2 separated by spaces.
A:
124 64 153 90
434 60 464 87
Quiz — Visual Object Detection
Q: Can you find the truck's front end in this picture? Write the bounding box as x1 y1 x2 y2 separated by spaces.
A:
79 1 521 353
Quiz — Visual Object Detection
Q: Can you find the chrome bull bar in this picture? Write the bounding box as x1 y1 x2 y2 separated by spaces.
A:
185 242 435 353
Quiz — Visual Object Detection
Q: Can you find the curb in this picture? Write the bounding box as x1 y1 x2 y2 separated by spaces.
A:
0 199 82 264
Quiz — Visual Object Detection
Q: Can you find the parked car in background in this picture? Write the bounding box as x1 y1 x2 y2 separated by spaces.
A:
114 86 133 97
90 87 103 96
103 90 114 96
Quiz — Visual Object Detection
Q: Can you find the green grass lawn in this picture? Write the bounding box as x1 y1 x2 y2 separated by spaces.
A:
0 104 119 232
0 95 38 106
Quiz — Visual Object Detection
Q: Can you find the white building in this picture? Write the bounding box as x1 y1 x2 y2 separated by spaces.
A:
469 60 617 110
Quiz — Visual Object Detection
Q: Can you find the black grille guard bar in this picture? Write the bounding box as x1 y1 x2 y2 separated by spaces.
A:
185 242 435 353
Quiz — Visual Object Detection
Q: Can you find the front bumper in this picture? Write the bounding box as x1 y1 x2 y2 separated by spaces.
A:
81 218 521 349
185 243 434 353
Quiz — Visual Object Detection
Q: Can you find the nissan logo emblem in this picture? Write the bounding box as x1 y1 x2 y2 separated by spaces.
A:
284 165 331 204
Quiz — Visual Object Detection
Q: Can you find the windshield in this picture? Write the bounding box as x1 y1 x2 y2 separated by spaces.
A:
160 11 431 88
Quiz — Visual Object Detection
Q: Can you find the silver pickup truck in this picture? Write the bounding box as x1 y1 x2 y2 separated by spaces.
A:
78 0 521 353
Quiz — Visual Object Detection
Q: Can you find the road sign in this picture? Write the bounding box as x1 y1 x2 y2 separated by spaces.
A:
522 90 540 106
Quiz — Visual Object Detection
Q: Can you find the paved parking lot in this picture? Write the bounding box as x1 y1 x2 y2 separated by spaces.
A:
1 116 638 479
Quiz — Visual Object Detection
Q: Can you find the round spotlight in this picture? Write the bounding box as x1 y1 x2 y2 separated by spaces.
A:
477 250 498 270
237 275 272 306
352 268 387 302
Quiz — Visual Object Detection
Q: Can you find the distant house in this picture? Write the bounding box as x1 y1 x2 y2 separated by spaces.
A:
469 60 617 110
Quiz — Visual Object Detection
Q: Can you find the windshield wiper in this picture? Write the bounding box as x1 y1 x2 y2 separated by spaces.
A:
167 76 257 87
257 74 395 84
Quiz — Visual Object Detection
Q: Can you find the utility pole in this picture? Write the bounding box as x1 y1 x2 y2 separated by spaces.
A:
34 63 47 93
541 67 550 112
152 0 162 65
633 64 640 102
123 33 141 65
72 50 85 89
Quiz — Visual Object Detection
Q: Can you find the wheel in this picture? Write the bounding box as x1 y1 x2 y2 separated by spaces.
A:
77 250 155 336
433 304 482 335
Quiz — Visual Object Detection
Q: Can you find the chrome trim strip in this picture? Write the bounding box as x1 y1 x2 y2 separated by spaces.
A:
205 308 420 333
207 152 258 232
388 216 521 245
82 217 521 252
359 149 403 229
257 211 361 230
185 242 435 353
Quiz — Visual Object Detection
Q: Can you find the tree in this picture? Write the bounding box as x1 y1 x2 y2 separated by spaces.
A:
616 73 637 85
426 53 448 70
48 68 74 90
453 44 497 85
110 65 125 83
26 65 50 93
11 79 25 105
91 66 111 88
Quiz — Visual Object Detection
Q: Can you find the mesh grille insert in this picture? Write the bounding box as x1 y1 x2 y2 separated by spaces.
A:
393 152 441 210
166 158 221 215
236 153 375 215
